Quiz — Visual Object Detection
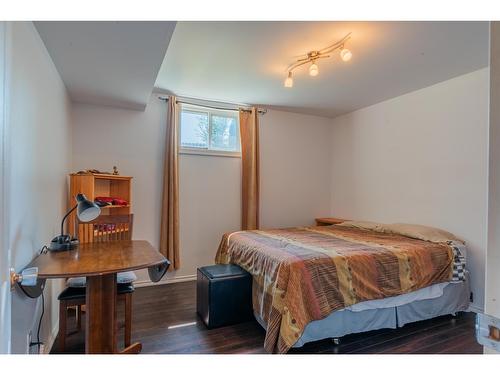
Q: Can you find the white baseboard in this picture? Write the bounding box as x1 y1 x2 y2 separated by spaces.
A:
43 320 59 354
468 303 484 314
134 274 197 288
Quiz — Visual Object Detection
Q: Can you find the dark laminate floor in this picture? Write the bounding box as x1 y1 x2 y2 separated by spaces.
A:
51 280 483 354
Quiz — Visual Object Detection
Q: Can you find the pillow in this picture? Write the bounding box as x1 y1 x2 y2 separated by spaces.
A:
337 220 384 232
66 276 86 288
381 223 465 244
66 271 138 288
117 271 138 284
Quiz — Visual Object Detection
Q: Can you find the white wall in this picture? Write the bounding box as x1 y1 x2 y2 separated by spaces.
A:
8 22 72 353
71 97 332 282
260 110 332 228
0 21 10 354
486 23 500 350
329 68 490 310
72 98 167 282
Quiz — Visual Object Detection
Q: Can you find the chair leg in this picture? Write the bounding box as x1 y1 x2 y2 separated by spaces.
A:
58 301 67 352
76 305 82 331
124 294 132 347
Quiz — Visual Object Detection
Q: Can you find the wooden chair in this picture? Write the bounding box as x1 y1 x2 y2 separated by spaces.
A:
78 214 134 244
57 214 135 352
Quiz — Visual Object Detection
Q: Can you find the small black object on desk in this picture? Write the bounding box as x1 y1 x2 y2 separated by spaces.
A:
49 193 101 251
197 264 253 329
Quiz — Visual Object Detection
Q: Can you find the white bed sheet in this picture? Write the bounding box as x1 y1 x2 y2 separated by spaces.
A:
346 281 449 312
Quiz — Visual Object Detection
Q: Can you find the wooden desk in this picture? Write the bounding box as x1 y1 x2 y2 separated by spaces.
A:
27 240 166 354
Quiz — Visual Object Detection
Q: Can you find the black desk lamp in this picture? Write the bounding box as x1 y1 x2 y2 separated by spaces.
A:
49 193 101 251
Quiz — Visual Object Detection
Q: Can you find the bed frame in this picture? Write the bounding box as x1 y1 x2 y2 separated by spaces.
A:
254 275 470 348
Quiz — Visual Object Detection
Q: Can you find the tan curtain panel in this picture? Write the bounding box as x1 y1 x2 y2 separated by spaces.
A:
159 96 180 269
239 108 260 230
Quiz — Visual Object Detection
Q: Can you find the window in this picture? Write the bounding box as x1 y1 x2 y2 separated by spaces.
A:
179 104 240 156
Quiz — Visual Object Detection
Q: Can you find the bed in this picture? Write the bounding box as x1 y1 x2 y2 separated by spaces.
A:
215 221 468 353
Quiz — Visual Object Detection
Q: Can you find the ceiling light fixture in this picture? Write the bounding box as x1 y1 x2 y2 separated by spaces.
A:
340 47 352 62
309 61 319 76
284 32 352 88
284 71 294 87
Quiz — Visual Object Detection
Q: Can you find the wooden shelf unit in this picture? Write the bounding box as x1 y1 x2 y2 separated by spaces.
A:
68 173 132 238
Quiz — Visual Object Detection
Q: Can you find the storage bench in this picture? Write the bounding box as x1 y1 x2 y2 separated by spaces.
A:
196 264 253 329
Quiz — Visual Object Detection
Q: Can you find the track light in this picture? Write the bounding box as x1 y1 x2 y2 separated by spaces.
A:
340 48 352 62
284 71 293 88
283 32 352 88
309 62 319 76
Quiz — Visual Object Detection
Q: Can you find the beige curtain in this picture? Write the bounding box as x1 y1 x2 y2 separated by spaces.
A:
159 96 180 269
239 108 260 230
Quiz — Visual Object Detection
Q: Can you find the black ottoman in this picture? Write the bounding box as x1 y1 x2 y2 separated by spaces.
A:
196 264 253 329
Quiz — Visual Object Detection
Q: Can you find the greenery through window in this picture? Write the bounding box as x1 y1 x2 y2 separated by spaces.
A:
180 105 240 155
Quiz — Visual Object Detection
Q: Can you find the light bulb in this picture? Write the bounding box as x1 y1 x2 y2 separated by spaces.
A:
284 71 293 88
340 48 352 62
309 62 319 76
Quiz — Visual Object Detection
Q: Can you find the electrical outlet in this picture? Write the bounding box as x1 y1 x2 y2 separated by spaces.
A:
26 330 32 354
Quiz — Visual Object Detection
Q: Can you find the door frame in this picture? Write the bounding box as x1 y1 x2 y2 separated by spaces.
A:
0 21 11 354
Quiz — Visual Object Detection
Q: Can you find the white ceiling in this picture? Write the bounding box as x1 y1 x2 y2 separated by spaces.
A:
35 21 176 110
155 21 489 118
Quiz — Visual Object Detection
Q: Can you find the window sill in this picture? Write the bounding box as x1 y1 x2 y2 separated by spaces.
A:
179 148 242 158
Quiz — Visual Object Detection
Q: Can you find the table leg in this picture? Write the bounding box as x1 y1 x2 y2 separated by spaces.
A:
120 342 142 354
85 273 117 354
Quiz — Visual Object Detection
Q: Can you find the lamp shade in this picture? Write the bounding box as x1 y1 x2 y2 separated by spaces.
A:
75 193 101 222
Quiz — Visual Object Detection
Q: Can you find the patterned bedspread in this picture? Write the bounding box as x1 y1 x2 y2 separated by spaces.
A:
215 225 455 353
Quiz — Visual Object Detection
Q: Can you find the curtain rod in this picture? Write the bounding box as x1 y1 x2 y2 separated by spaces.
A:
158 96 267 115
